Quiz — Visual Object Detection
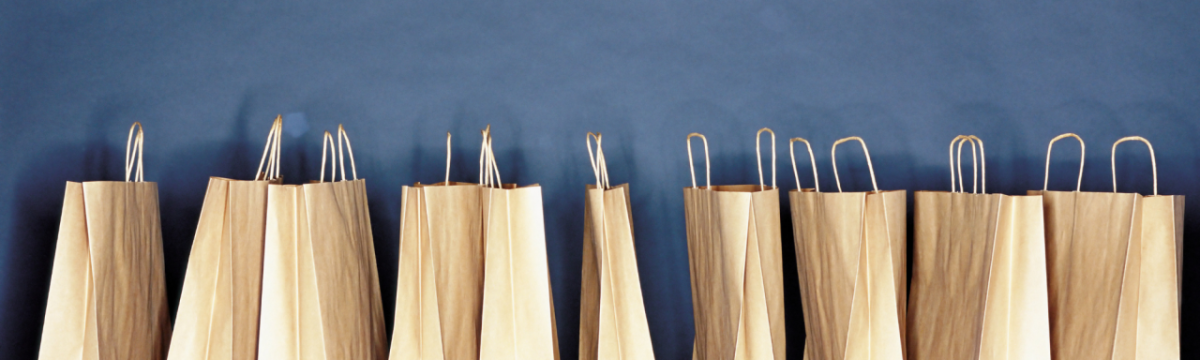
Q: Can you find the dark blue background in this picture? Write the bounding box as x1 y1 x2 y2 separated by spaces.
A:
2 0 1199 358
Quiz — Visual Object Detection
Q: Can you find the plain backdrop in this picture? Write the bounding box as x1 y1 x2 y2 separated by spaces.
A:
2 0 1198 359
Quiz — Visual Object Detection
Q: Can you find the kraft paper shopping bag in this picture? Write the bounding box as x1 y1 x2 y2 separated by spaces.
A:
907 135 1050 360
39 123 171 360
578 132 655 360
684 129 785 360
788 136 904 360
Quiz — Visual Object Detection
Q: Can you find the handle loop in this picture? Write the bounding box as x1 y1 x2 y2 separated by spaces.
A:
756 128 776 190
951 136 983 193
967 135 986 193
686 133 710 189
445 132 452 184
479 126 491 186
255 115 283 181
124 122 144 182
586 132 611 189
483 133 502 187
831 136 879 192
477 126 502 187
319 131 336 183
1042 133 1085 192
789 137 820 192
1111 136 1158 195
948 136 967 192
336 124 358 181
968 135 986 193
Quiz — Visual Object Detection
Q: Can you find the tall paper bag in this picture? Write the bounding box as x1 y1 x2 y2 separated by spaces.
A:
39 123 172 360
906 136 1050 360
477 129 560 360
684 129 785 360
578 133 655 360
169 116 282 360
789 136 904 360
258 127 386 360
1029 134 1182 359
391 132 487 360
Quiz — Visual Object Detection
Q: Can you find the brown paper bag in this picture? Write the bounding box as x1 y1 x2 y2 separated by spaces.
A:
39 123 172 360
683 129 785 360
390 132 487 360
1030 134 1183 359
169 116 283 360
578 133 655 360
258 126 387 360
788 136 904 360
906 135 1050 360
477 130 560 360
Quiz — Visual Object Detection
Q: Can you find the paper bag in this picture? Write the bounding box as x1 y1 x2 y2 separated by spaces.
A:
906 135 1050 360
1030 134 1183 359
788 136 904 360
258 126 386 360
39 123 172 360
390 132 487 360
683 129 785 360
477 130 560 360
169 116 283 360
578 133 655 360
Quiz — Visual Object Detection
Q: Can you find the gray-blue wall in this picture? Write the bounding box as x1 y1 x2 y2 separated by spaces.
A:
2 0 1198 358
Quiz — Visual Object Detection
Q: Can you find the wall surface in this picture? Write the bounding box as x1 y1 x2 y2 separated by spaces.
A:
2 0 1199 358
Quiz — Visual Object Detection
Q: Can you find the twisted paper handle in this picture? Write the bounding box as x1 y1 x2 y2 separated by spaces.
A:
756 128 776 190
124 122 144 182
336 124 358 181
948 135 985 193
586 132 611 189
831 136 879 192
1111 136 1158 195
789 137 819 192
1043 133 1085 192
254 116 283 181
686 133 710 189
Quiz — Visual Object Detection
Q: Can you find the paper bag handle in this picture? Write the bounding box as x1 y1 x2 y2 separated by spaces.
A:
686 133 710 189
478 125 495 186
124 122 145 182
483 134 502 187
789 137 819 192
336 124 358 181
949 135 967 192
949 135 985 193
319 131 336 183
1111 136 1157 196
586 132 611 189
479 128 486 185
1042 133 1085 192
967 135 986 193
254 116 283 181
478 126 502 187
831 136 879 193
756 128 776 190
444 132 452 184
